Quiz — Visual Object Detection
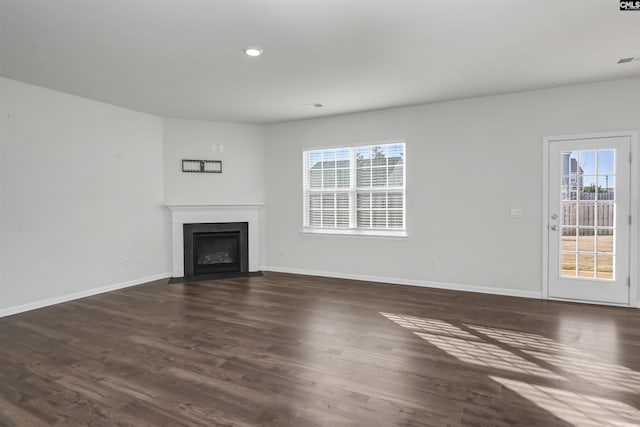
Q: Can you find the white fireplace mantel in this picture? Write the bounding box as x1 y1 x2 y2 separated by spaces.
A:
167 204 262 277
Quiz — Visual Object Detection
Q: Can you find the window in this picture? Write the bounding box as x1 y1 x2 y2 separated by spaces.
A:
302 141 406 236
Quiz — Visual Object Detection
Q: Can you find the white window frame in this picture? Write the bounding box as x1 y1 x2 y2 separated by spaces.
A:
302 140 407 238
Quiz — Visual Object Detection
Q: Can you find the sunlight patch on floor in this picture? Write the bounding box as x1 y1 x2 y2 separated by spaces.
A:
414 331 563 379
524 350 640 394
464 323 640 394
490 376 640 427
465 324 581 355
380 313 561 379
380 312 640 426
380 312 476 340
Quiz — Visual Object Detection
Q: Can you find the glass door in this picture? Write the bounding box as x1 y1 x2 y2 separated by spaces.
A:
548 136 631 305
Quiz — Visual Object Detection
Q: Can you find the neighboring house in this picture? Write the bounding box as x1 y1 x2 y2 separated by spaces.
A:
562 154 584 200
310 159 351 171
309 156 403 188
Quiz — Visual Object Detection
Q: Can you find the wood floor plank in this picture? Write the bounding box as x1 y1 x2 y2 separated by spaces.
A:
1 272 639 426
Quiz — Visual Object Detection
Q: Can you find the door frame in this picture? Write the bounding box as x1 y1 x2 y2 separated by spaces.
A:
542 130 638 307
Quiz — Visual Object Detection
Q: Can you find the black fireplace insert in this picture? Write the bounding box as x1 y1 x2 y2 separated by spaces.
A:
183 222 248 277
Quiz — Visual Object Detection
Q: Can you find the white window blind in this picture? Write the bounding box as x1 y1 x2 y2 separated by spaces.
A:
303 142 406 235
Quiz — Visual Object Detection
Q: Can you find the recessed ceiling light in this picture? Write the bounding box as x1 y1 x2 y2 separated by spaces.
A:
304 103 324 108
244 47 263 57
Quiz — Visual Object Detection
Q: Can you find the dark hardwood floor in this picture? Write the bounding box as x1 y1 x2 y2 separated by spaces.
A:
1 272 640 426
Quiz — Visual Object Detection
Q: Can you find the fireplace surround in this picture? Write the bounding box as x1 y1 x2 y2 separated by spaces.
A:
167 204 261 278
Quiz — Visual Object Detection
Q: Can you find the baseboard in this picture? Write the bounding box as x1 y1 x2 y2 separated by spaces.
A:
260 266 542 300
0 272 172 318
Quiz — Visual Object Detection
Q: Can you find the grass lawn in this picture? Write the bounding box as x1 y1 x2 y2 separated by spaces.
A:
561 235 614 279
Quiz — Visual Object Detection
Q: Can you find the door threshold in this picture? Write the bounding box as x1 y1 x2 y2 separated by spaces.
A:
546 296 632 308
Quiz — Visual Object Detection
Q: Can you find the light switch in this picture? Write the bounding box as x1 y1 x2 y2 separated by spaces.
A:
510 208 523 219
219 144 225 152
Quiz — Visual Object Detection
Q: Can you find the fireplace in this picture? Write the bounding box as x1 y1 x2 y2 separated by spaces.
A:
183 222 248 278
167 204 261 278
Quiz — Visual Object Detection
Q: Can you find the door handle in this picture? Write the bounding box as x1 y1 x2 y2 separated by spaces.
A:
551 214 558 220
550 225 558 231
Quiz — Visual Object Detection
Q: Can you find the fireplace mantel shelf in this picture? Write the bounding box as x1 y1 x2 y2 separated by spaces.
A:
166 203 263 210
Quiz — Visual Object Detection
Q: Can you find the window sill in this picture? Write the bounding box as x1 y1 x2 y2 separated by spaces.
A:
300 228 408 239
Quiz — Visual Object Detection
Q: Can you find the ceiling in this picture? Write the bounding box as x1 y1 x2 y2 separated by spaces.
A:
1 0 640 124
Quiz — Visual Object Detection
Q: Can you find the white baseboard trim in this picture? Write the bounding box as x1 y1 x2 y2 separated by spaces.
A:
260 266 542 300
0 272 172 319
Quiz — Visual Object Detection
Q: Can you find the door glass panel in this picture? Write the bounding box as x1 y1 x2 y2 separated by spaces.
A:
559 149 617 281
579 150 596 175
580 176 597 199
578 253 595 278
562 179 572 200
597 149 615 174
561 151 579 200
578 229 595 252
598 176 614 199
577 202 596 226
596 255 614 280
561 252 577 277
596 230 613 253
597 202 614 227
561 228 576 251
562 202 577 226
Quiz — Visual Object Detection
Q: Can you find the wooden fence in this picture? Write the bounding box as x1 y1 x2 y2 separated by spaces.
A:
562 200 614 235
572 192 614 201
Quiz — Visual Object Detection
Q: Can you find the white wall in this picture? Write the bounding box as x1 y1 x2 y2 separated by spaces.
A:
163 118 265 205
162 118 267 266
2 75 638 312
0 77 169 312
264 78 640 300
